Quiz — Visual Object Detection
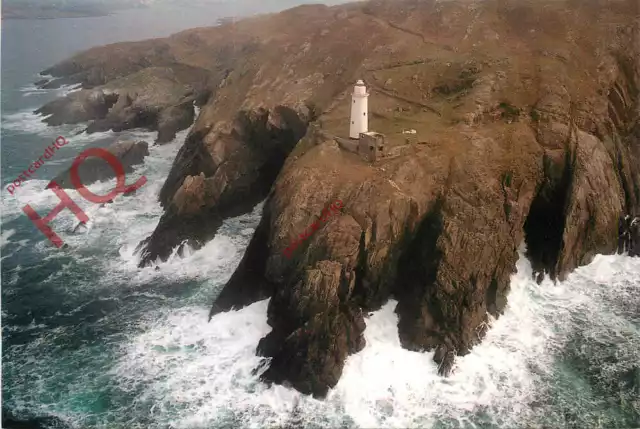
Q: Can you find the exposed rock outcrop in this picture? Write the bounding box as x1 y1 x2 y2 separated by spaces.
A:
34 89 119 126
207 0 639 397
35 66 207 144
619 215 640 256
47 140 149 189
37 0 640 398
136 104 314 266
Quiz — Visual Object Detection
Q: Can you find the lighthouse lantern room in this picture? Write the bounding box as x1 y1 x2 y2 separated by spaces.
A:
349 79 369 139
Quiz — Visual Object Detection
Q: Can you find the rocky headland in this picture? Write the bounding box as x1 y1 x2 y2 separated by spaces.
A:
36 0 640 397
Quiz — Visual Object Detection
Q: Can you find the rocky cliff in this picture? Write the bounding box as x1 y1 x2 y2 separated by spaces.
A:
37 0 640 397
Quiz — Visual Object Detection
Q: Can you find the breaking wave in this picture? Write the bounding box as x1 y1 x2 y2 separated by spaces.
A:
101 251 639 429
2 86 638 429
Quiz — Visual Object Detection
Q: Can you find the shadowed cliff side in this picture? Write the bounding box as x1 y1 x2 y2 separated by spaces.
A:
35 3 398 264
34 0 640 397
208 0 639 397
136 105 314 266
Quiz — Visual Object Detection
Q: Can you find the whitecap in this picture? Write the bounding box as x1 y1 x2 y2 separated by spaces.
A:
105 250 639 428
1 228 16 248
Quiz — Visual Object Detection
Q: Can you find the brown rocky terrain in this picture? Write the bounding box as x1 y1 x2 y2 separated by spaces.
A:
36 0 639 397
35 64 209 144
47 140 149 189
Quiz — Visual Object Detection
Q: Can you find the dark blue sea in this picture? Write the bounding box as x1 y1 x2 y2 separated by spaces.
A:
1 4 639 429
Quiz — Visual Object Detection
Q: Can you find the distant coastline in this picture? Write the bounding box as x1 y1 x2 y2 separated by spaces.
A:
2 9 111 20
2 7 112 20
0 1 150 20
2 13 111 20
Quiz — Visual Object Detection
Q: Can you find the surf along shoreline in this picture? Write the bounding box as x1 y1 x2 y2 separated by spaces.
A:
6 136 68 195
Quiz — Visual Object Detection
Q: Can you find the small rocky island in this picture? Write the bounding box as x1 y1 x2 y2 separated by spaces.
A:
35 0 639 397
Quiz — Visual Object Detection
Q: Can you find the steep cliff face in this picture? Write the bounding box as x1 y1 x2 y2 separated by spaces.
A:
136 104 314 266
36 0 639 397
208 0 640 396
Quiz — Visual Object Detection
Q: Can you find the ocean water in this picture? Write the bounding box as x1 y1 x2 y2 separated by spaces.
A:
2 7 640 429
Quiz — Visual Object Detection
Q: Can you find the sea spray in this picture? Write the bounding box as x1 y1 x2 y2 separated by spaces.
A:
2 95 638 429
106 252 639 428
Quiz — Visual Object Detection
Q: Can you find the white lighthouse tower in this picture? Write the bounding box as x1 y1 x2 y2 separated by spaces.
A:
349 79 369 139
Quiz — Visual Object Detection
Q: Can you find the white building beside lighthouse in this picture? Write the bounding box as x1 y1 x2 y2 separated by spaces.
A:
349 79 369 139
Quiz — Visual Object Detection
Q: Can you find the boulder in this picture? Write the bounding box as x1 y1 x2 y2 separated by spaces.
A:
47 140 149 189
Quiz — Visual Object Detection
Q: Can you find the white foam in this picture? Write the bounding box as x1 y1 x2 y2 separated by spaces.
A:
107 249 639 428
19 84 82 98
4 100 638 427
1 129 161 224
112 301 273 428
333 253 552 428
1 108 109 141
7 124 263 291
2 110 54 135
1 228 17 248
